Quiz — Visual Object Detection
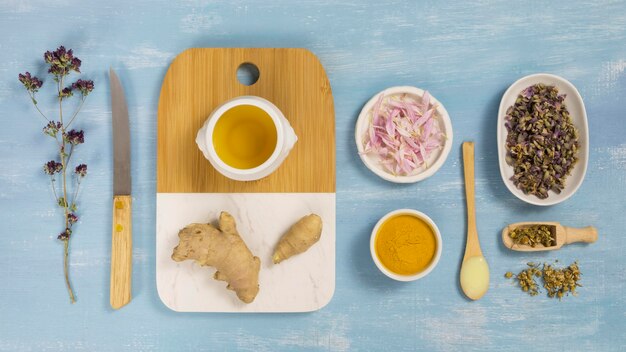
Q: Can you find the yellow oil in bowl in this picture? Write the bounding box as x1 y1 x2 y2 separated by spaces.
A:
212 104 278 170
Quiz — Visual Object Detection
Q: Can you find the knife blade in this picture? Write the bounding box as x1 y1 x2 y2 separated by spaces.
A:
111 69 131 196
109 68 132 310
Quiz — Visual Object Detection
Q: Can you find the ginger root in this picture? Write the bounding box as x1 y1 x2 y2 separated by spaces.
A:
273 214 323 264
171 212 260 303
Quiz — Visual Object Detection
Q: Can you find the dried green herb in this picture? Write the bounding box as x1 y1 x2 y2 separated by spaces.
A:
508 225 555 247
511 262 542 296
505 261 581 299
543 262 581 299
504 83 579 199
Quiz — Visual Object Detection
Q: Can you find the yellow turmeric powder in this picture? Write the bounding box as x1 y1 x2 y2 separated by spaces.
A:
375 214 437 276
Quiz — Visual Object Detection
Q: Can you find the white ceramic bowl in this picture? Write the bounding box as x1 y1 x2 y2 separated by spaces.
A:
196 96 298 181
355 86 453 183
497 73 589 206
370 209 442 282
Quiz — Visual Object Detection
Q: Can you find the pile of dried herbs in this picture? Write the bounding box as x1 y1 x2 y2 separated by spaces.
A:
542 262 582 299
505 261 581 299
504 83 579 199
508 225 555 248
505 263 542 296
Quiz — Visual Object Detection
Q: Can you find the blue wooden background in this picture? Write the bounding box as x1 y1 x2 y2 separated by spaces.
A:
1 0 625 351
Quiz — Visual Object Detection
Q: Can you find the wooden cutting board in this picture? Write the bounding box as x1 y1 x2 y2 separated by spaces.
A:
156 48 336 313
157 48 335 193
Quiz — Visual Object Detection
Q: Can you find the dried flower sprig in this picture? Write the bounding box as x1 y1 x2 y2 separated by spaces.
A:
19 46 94 304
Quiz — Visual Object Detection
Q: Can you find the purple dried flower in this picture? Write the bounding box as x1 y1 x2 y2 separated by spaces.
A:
65 129 84 145
59 86 73 99
44 160 63 175
44 50 54 63
75 164 87 177
71 57 81 73
18 72 44 93
20 46 97 304
43 121 63 137
504 83 579 199
67 213 78 224
57 228 72 240
72 79 95 96
522 86 534 99
44 46 81 77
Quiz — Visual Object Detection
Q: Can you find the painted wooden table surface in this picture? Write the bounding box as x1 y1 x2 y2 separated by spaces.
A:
1 1 625 351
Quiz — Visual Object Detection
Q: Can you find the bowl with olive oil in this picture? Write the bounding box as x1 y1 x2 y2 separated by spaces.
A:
196 96 298 181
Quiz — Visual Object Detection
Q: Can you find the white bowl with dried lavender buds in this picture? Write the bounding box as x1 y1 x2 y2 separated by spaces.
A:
355 86 453 183
498 73 589 206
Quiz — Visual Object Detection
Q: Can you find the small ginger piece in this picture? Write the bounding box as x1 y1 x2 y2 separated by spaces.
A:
171 212 260 303
273 214 323 264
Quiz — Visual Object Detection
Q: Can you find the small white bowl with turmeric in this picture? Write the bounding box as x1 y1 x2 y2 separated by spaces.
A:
370 209 442 281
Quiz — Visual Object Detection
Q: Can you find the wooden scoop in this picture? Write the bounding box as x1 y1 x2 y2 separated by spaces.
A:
502 222 598 251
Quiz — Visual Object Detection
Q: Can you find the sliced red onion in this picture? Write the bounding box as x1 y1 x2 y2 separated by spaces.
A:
361 92 445 176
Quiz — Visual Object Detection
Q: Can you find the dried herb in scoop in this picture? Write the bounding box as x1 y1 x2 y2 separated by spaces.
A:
509 225 555 247
504 83 579 199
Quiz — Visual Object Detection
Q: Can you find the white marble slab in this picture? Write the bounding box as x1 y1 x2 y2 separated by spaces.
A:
156 193 335 312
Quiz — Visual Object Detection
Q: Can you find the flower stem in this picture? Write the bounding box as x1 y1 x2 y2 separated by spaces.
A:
66 96 86 129
58 74 75 303
27 91 50 122
50 177 59 202
59 76 69 229
66 144 75 166
63 239 76 304
58 74 64 124
71 178 81 208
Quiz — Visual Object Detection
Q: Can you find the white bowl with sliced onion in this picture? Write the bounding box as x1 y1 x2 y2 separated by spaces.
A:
355 86 453 183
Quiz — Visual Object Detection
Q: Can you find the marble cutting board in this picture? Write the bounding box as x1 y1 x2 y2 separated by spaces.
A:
156 193 335 312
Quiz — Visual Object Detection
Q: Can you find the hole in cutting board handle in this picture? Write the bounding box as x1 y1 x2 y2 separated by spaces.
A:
236 62 260 86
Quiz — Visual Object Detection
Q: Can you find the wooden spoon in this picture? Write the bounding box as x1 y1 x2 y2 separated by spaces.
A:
502 222 598 251
459 142 490 301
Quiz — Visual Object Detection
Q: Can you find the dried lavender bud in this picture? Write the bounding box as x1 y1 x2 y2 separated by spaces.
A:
43 121 63 138
508 225 555 247
57 228 72 241
59 86 74 99
71 58 81 72
18 72 44 93
44 160 63 175
65 129 84 145
504 83 579 199
45 46 81 77
75 164 87 177
67 213 78 224
72 79 95 96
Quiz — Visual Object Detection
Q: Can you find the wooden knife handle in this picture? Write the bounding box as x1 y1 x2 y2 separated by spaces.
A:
110 195 132 309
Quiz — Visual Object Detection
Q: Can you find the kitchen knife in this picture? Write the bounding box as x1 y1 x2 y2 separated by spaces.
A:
109 68 132 309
